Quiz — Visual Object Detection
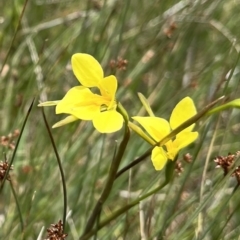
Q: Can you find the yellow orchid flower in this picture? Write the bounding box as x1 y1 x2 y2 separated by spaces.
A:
132 97 198 170
38 53 124 133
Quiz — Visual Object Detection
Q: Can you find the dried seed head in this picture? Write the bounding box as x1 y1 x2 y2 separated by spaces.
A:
175 161 184 176
0 130 20 150
214 153 236 176
109 57 128 71
232 166 240 185
163 21 177 38
214 151 240 184
183 153 192 163
0 160 13 181
45 220 67 240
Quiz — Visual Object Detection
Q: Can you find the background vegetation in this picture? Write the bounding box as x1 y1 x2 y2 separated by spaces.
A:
1 0 240 239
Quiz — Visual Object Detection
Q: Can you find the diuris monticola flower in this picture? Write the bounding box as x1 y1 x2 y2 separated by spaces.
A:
39 53 123 133
133 97 198 170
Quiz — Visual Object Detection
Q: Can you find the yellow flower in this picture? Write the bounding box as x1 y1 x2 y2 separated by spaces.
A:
38 53 123 133
132 97 198 170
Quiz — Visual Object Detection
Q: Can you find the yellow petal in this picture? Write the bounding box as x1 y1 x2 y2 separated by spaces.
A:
152 147 168 170
38 101 60 107
174 131 198 150
165 140 178 160
166 132 198 160
52 115 78 128
98 75 117 100
170 97 197 132
56 86 104 120
93 110 123 133
70 105 100 120
71 53 103 87
132 117 170 142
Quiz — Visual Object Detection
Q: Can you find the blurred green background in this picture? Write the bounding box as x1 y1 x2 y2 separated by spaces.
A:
1 0 240 239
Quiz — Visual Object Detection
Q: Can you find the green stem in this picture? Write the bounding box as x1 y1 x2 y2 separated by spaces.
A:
0 0 29 75
10 180 24 232
80 180 169 240
115 147 152 179
0 99 35 190
81 122 130 236
41 109 67 230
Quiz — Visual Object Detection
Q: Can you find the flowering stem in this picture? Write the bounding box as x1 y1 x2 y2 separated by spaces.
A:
41 109 67 230
81 119 130 237
80 178 170 240
117 96 225 178
115 148 152 179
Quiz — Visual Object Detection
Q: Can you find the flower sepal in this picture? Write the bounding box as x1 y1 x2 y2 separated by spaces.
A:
38 101 60 107
52 115 78 128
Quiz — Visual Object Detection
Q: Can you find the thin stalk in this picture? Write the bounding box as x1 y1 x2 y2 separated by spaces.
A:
197 117 219 237
80 180 169 240
116 148 151 179
10 180 24 232
93 208 101 240
0 0 29 75
41 109 67 230
81 122 130 236
0 99 35 190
